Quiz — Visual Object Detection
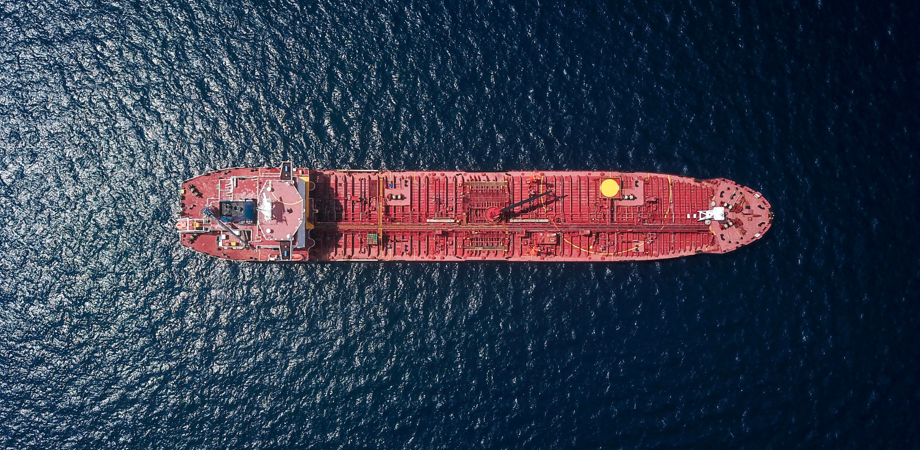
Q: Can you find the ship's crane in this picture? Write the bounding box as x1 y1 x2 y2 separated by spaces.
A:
202 206 252 249
485 191 553 222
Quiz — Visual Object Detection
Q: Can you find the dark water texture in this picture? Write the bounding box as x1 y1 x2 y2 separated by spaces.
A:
1 0 918 448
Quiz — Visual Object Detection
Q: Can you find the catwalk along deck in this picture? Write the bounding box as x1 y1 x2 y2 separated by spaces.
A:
177 164 773 262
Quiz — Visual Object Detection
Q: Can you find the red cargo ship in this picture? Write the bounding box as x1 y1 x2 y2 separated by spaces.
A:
176 163 773 262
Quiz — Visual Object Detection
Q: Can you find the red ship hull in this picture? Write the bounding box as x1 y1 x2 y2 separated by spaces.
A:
177 165 773 262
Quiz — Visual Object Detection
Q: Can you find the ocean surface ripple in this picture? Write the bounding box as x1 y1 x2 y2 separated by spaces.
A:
1 0 918 448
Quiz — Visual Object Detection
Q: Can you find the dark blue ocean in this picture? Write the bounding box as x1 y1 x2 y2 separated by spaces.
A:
1 0 918 448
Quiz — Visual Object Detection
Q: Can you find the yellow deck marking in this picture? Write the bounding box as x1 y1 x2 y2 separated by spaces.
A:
600 179 620 198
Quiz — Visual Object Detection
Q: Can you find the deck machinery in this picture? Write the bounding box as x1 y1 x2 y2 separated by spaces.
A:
177 163 773 262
